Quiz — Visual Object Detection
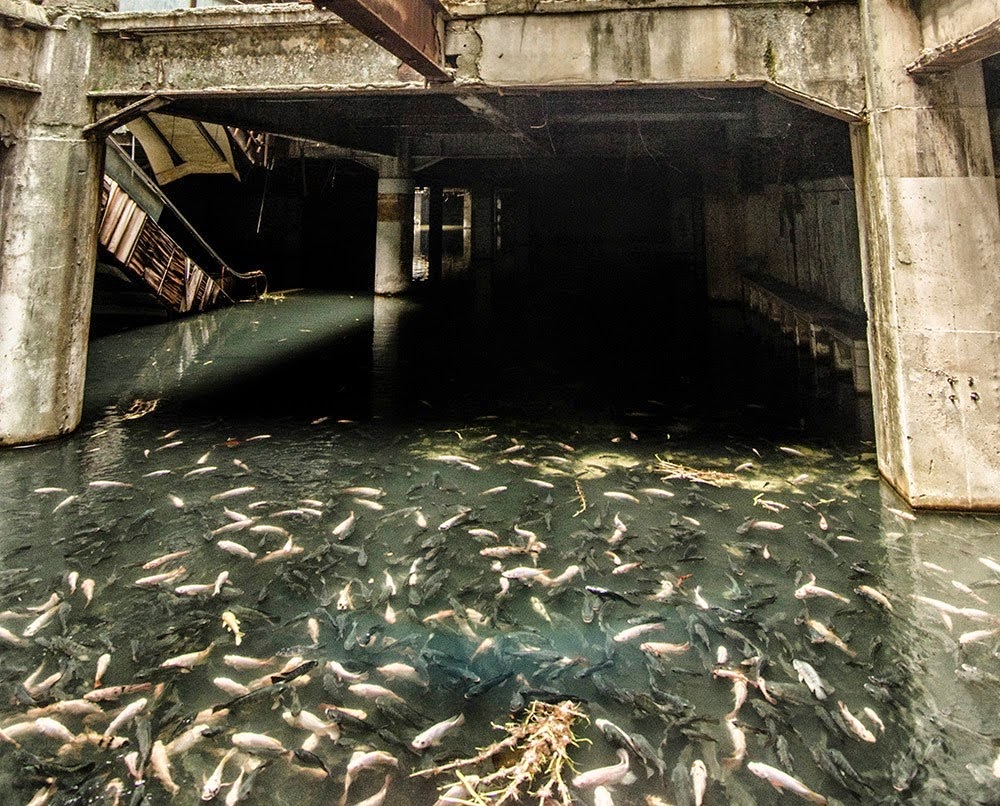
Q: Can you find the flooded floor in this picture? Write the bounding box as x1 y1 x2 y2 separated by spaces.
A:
0 281 998 806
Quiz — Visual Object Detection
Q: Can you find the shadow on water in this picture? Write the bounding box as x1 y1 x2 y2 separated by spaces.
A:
0 270 997 805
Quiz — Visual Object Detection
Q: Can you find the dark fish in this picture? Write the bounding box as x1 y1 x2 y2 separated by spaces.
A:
271 660 318 684
585 585 637 606
292 748 330 775
464 670 516 700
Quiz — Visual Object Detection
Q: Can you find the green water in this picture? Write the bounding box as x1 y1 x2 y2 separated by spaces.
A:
0 290 997 806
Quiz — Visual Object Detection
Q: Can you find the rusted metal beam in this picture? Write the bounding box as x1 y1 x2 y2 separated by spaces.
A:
314 0 450 82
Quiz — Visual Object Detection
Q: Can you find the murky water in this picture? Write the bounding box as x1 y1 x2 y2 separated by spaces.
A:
1 288 998 806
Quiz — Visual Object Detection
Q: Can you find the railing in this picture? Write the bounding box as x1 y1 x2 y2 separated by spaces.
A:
98 140 265 315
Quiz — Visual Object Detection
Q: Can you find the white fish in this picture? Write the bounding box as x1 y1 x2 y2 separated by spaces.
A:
326 660 368 682
639 487 675 498
351 773 391 806
201 747 237 800
979 557 1000 575
184 466 217 477
224 654 275 671
838 701 876 743
572 748 632 789
438 510 471 531
160 643 214 670
862 707 885 733
613 622 665 643
211 486 256 501
217 540 257 560
526 478 555 489
722 718 747 770
337 581 354 611
886 506 916 521
231 732 287 756
959 628 999 645
501 567 550 581
384 603 396 624
480 486 507 495
747 762 827 803
333 512 356 538
377 663 425 686
778 446 806 457
213 677 250 697
0 626 27 647
52 495 79 513
104 698 147 737
250 524 290 537
23 604 60 638
282 709 339 739
149 740 180 795
467 528 499 539
594 786 615 806
80 578 96 605
413 509 428 528
795 574 850 603
344 750 398 804
89 480 132 489
34 717 76 743
354 498 384 511
348 683 403 703
640 641 690 657
530 596 552 623
343 486 382 498
34 487 67 494
411 713 465 750
793 659 831 700
604 491 640 504
855 585 893 611
142 550 191 570
94 653 111 688
691 759 707 805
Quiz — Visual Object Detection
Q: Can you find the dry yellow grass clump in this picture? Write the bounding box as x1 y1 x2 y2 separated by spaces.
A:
412 700 588 805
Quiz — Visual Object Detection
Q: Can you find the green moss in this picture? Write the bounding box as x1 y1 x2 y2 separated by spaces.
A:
763 40 777 82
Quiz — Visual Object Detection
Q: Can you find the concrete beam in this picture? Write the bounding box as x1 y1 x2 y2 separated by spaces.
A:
88 5 413 99
908 1 1000 75
317 0 450 82
444 0 847 15
88 3 862 124
455 4 865 120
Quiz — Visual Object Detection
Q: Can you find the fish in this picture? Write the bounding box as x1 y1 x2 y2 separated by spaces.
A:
80 578 95 605
142 550 191 570
211 486 256 501
23 604 60 637
438 509 472 531
89 480 133 489
94 653 111 688
149 740 180 795
838 701 877 743
792 659 831 700
806 620 856 657
282 709 339 740
795 574 850 603
526 478 555 489
232 732 287 756
184 466 218 477
201 747 237 800
502 567 550 582
604 491 640 503
337 581 354 611
640 640 690 658
722 718 747 770
530 596 552 623
639 487 675 498
863 707 885 733
333 512 357 538
855 585 893 611
83 682 153 702
52 494 79 513
480 486 508 495
344 750 398 805
738 518 784 533
979 557 1000 575
572 748 633 788
352 774 391 806
959 628 999 645
411 713 465 750
778 446 806 457
614 622 665 643
327 660 368 682
217 540 258 560
222 611 245 645
0 626 27 646
348 683 404 703
691 759 707 805
135 567 187 588
886 506 916 521
747 761 827 803
160 643 214 669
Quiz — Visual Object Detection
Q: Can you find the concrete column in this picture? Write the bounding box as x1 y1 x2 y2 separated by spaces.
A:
374 156 414 295
471 185 495 263
426 184 443 284
0 18 103 446
853 0 1000 509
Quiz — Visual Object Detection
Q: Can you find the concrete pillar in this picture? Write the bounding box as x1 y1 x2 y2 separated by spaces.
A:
426 184 443 284
374 156 414 295
0 18 103 446
471 185 495 263
853 0 1000 509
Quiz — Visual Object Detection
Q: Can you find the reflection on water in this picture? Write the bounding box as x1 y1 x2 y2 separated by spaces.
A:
0 288 997 806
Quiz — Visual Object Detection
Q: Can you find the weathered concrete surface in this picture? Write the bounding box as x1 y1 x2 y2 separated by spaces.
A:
374 155 414 295
89 6 409 98
853 0 1000 509
318 0 449 81
0 0 47 97
0 16 103 445
465 4 865 120
87 2 863 124
444 0 845 14
910 0 1000 73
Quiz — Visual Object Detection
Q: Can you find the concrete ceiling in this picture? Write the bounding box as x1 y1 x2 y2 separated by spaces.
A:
165 84 847 176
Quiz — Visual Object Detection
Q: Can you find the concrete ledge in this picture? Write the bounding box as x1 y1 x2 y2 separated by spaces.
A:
907 19 1000 74
445 0 847 16
0 0 49 28
91 3 346 33
742 272 871 393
